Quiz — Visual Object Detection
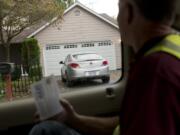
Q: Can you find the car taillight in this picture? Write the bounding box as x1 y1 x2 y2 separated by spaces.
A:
69 63 79 68
102 60 108 66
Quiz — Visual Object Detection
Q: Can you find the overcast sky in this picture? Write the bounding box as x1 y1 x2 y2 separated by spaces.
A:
78 0 119 17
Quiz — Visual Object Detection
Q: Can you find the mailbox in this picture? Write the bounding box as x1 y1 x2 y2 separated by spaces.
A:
0 63 15 74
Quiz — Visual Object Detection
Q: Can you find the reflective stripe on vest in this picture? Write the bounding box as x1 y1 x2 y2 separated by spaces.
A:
145 34 180 59
113 125 120 135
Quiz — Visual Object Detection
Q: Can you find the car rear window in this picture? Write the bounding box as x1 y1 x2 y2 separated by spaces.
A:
72 53 103 61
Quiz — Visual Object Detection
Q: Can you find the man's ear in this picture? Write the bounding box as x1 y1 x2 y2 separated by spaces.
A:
127 3 134 24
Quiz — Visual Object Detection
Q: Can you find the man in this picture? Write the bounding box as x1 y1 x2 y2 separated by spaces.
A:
118 0 180 134
30 0 180 134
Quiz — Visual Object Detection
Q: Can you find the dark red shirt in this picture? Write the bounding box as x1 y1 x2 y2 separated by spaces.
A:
120 37 180 135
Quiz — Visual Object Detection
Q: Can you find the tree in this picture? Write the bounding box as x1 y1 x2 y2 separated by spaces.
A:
57 0 75 8
0 0 73 62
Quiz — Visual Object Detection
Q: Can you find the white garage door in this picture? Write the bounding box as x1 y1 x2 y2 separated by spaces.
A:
43 41 117 76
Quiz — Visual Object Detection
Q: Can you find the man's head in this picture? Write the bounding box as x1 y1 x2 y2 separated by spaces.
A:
118 0 177 51
132 0 176 22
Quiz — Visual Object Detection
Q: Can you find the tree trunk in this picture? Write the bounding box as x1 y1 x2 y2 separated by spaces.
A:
5 43 11 62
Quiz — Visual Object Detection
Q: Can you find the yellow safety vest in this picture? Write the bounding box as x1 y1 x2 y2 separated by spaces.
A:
112 34 180 135
145 34 180 59
113 125 120 135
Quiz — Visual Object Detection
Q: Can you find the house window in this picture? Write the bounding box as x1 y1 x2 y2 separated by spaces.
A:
98 41 112 46
74 10 81 16
82 43 94 47
46 45 60 50
64 44 77 49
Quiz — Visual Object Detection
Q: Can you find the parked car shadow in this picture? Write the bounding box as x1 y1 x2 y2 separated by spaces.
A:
56 70 122 93
58 79 103 88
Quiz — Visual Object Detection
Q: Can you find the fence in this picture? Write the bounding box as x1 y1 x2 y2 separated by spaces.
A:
0 64 42 99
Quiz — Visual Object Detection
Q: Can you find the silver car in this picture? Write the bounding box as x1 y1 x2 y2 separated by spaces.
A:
60 52 110 86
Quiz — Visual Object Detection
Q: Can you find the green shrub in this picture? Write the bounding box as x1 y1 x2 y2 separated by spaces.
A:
21 38 42 80
11 66 21 81
21 38 40 66
29 65 42 81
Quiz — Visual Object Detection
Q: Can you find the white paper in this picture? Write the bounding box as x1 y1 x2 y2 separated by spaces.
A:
31 75 63 120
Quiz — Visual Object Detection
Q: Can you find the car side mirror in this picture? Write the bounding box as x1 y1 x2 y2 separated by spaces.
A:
59 61 64 64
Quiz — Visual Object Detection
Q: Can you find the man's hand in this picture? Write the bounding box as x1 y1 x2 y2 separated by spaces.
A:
60 99 79 124
33 99 77 124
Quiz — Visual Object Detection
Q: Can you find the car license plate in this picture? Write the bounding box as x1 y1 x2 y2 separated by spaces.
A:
85 71 99 76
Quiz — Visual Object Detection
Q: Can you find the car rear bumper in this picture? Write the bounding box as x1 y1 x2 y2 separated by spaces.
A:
67 67 110 81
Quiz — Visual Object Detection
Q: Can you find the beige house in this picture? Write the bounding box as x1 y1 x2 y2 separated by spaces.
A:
28 2 121 76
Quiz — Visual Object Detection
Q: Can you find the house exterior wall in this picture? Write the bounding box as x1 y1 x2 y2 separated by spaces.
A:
35 6 121 75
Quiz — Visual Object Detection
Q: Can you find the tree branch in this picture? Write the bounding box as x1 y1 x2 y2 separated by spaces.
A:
0 20 5 45
8 26 26 42
2 3 18 19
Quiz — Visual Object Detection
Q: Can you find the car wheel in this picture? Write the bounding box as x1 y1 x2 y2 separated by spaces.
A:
102 76 110 83
66 80 74 87
61 76 66 82
61 71 66 82
65 72 74 87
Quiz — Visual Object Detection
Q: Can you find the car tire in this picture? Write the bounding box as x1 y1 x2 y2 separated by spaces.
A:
65 72 74 87
66 79 74 87
61 76 66 82
102 76 110 83
61 71 66 82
